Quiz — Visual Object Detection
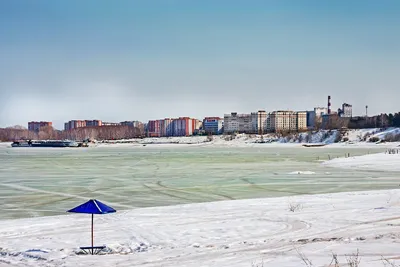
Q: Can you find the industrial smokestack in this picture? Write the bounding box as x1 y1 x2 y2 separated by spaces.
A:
328 96 331 114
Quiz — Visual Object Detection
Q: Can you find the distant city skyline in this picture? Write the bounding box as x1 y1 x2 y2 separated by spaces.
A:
1 0 399 129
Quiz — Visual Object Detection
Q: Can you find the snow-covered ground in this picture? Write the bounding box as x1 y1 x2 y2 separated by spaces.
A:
2 128 400 148
0 142 11 147
94 127 400 147
2 190 400 267
323 151 400 172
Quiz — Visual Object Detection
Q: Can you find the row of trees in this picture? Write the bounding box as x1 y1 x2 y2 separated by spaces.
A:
319 112 400 130
0 125 145 142
347 113 400 129
386 112 400 127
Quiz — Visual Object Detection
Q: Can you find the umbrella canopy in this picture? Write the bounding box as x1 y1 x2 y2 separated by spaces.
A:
68 199 116 214
67 199 116 255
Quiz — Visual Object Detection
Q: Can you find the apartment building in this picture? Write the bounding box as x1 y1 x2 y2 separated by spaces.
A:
338 103 352 118
297 112 307 131
203 117 223 134
224 112 252 134
119 121 145 133
251 110 267 134
64 120 84 131
147 120 160 137
266 111 307 132
85 120 102 127
195 119 203 132
147 117 199 137
120 121 143 128
314 107 328 117
102 122 121 126
64 120 102 130
28 121 52 132
158 118 172 137
174 117 198 136
307 107 328 129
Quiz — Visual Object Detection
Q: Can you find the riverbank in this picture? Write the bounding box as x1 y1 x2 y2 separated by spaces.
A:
323 151 400 172
2 127 400 149
1 189 400 266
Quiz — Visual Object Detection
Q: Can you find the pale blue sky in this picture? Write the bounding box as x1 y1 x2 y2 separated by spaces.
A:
1 1 399 129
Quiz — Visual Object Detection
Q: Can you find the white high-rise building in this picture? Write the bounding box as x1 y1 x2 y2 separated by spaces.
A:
340 103 352 117
224 112 252 134
251 110 267 134
314 107 328 117
266 111 307 132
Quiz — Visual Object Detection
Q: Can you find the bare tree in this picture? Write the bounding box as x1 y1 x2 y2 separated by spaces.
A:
1 125 144 142
295 247 313 267
382 256 400 267
330 253 340 267
289 202 303 212
314 117 322 131
305 131 311 143
345 249 361 267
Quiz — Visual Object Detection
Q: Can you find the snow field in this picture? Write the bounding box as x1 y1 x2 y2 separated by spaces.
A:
2 189 400 266
323 152 400 172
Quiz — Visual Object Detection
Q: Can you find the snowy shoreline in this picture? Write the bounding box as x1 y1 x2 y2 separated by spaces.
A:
2 189 400 266
97 127 400 146
2 127 400 149
323 152 400 172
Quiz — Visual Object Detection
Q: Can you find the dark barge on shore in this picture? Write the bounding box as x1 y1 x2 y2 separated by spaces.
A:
11 140 81 148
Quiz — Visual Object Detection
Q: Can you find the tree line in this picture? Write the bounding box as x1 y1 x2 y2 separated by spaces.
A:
318 112 400 130
0 125 145 142
347 113 400 129
386 112 400 127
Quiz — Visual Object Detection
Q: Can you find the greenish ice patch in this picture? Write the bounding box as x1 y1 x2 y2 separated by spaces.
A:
0 145 396 220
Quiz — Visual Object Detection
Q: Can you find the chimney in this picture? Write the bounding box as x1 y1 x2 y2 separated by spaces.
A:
328 95 331 114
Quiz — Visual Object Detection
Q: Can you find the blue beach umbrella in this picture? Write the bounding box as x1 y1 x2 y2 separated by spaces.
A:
67 199 116 255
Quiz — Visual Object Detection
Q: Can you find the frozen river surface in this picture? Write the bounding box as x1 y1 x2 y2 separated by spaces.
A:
0 144 397 220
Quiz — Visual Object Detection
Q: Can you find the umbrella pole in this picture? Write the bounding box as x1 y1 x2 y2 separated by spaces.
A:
91 214 94 255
